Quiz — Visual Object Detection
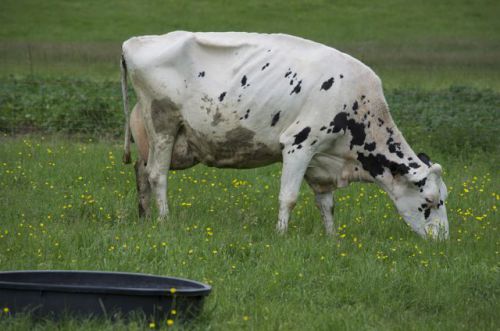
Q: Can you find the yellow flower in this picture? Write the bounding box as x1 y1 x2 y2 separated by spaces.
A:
148 322 156 329
243 315 250 321
3 307 9 313
170 287 177 294
167 319 174 326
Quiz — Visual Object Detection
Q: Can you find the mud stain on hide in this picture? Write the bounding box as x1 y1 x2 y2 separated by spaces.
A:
151 97 180 133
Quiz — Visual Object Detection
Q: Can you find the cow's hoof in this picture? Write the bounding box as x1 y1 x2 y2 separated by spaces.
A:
324 226 336 237
156 214 168 223
276 223 288 235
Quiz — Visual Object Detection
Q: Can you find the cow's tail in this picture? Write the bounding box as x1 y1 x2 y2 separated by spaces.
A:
121 53 132 164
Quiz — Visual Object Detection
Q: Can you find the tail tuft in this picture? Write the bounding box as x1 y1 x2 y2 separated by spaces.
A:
123 151 132 164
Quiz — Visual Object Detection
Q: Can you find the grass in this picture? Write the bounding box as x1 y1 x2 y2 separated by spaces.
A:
1 0 498 43
2 78 499 157
0 0 499 329
0 0 499 89
0 133 498 330
0 87 499 330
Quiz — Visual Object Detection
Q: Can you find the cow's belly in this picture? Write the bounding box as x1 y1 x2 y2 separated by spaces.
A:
180 123 282 169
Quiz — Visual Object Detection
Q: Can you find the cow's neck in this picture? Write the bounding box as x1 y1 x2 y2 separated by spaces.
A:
350 121 429 193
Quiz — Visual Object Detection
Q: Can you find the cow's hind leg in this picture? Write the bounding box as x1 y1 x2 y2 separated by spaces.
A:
134 159 151 218
145 98 181 220
148 140 171 219
305 180 335 235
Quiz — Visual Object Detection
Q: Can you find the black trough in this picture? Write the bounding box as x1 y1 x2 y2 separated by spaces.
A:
0 270 211 321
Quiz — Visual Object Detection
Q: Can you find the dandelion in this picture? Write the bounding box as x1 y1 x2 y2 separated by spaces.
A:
170 287 177 294
167 319 174 326
3 307 9 313
148 321 156 329
243 315 250 321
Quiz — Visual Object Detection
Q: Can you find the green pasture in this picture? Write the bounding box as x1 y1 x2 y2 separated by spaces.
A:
0 0 499 330
0 133 498 330
0 0 499 89
0 84 499 329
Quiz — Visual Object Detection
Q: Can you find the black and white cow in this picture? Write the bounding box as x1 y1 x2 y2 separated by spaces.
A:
121 31 449 239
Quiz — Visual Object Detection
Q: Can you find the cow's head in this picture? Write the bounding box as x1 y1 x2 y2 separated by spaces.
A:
383 153 449 240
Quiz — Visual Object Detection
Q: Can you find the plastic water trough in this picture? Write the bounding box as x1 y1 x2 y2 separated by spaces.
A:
0 270 211 321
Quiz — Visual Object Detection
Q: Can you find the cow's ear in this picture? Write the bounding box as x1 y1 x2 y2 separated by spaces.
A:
417 152 432 167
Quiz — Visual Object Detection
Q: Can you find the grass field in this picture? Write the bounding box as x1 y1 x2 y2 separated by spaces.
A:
0 85 499 329
0 0 499 330
0 134 498 330
1 0 499 89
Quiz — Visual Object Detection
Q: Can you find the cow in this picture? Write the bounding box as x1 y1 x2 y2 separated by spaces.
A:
121 31 449 239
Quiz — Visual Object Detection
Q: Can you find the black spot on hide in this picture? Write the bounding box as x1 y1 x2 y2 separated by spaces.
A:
364 142 376 152
414 177 427 188
293 127 311 145
240 109 251 120
357 152 410 178
320 77 334 91
417 153 432 167
219 92 226 102
352 101 359 111
330 112 366 149
387 138 404 158
290 80 302 95
271 111 281 127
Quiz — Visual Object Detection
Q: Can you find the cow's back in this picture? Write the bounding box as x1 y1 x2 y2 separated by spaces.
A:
122 31 383 168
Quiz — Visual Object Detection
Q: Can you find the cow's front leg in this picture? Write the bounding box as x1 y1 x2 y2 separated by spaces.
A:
277 141 314 233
